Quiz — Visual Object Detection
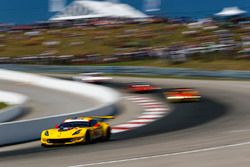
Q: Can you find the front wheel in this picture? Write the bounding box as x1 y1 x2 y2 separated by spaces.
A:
41 144 49 148
85 131 92 144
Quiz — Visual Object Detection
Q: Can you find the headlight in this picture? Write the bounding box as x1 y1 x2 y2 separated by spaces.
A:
45 131 49 136
73 130 81 135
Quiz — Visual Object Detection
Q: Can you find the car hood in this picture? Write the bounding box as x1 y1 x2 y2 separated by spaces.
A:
46 128 87 138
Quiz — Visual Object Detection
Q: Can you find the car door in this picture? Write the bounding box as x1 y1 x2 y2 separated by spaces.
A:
90 120 102 139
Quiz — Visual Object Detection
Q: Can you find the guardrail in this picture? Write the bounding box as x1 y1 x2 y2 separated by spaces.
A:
0 69 119 104
0 90 28 123
1 64 250 79
0 104 116 146
0 69 120 146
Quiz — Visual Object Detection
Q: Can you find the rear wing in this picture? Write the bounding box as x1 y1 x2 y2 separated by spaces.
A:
90 116 115 119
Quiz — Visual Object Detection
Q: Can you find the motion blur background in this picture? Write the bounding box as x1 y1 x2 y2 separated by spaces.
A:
0 0 249 24
0 0 250 70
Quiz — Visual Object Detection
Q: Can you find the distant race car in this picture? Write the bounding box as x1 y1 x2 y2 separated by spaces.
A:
41 116 112 147
72 72 112 83
128 82 160 93
164 88 201 102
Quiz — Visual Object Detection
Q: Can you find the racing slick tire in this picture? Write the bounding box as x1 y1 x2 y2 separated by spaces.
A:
85 130 92 144
102 127 111 141
41 144 49 148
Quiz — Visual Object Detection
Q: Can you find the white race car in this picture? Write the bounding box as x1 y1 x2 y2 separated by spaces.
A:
72 72 112 83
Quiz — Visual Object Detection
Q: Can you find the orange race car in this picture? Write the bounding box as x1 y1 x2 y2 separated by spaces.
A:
128 82 160 93
164 88 201 102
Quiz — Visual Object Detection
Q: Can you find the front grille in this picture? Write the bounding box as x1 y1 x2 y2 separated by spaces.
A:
47 138 73 144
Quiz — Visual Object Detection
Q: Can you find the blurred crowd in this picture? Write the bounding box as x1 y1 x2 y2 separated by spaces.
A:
0 16 250 65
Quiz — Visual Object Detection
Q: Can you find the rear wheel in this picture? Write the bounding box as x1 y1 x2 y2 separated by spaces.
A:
103 127 111 141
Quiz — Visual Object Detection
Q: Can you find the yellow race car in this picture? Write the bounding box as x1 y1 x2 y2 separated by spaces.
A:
41 116 112 147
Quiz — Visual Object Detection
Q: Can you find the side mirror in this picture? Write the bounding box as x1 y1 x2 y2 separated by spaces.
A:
94 123 100 127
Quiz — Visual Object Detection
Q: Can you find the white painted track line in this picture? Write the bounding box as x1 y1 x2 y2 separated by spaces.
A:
67 141 250 167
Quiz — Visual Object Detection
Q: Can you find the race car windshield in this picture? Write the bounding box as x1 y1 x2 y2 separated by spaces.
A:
59 121 90 128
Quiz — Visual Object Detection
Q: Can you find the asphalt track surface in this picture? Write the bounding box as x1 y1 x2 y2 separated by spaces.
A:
1 77 250 167
0 80 100 121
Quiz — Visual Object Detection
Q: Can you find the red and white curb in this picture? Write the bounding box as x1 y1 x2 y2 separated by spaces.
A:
111 96 170 134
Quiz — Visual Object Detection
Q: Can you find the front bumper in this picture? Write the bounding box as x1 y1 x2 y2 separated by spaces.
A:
41 137 84 146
